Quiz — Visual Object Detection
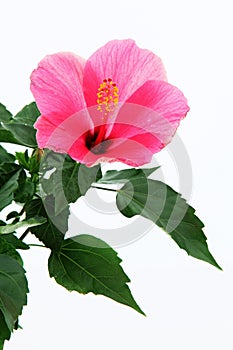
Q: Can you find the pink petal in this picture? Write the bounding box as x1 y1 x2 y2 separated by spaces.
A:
104 80 189 150
127 80 190 126
35 110 93 156
65 83 188 167
68 135 155 167
83 39 167 107
49 105 160 167
30 52 86 118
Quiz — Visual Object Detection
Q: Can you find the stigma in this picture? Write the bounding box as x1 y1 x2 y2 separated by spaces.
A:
97 78 119 117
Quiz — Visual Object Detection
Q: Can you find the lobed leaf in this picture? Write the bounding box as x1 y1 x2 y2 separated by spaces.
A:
1 102 40 147
0 216 46 234
0 255 28 332
0 162 20 185
14 169 35 203
40 153 101 215
0 104 12 122
0 103 20 144
15 150 30 170
1 234 29 250
0 170 20 211
0 310 11 347
25 196 68 251
49 234 145 315
6 211 19 221
98 166 159 184
116 175 221 269
0 237 23 265
0 145 15 164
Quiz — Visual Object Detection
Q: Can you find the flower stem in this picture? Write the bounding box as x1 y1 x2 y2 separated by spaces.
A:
19 228 30 241
91 185 118 192
19 203 26 216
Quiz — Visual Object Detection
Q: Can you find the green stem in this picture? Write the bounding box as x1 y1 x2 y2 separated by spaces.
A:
91 185 118 192
19 228 30 241
19 203 26 216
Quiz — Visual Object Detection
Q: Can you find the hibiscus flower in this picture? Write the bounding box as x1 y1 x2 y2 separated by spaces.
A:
30 39 189 167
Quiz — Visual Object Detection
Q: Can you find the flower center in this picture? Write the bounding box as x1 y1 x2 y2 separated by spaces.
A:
97 78 119 117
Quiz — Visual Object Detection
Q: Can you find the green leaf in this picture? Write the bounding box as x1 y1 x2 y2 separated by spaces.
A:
0 145 15 164
40 155 80 212
0 254 28 332
15 150 30 170
16 149 41 175
2 122 36 148
48 234 145 315
1 102 40 147
13 102 40 125
0 162 20 185
6 211 20 221
0 104 20 144
0 170 20 211
117 176 221 270
98 167 160 184
0 129 20 144
0 237 23 265
0 310 11 346
0 216 47 234
62 157 102 201
1 234 29 250
14 179 35 203
14 170 35 203
0 103 12 122
41 153 101 215
25 196 68 251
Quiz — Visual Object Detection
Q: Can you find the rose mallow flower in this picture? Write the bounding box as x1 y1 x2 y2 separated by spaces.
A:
30 39 189 167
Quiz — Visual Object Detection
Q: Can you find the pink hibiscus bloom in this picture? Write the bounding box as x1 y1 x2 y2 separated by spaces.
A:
31 39 189 167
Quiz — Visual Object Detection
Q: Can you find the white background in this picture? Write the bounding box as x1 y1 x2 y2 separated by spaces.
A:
1 0 233 349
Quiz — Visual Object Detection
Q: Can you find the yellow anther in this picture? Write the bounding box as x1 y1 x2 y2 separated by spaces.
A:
96 78 119 117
